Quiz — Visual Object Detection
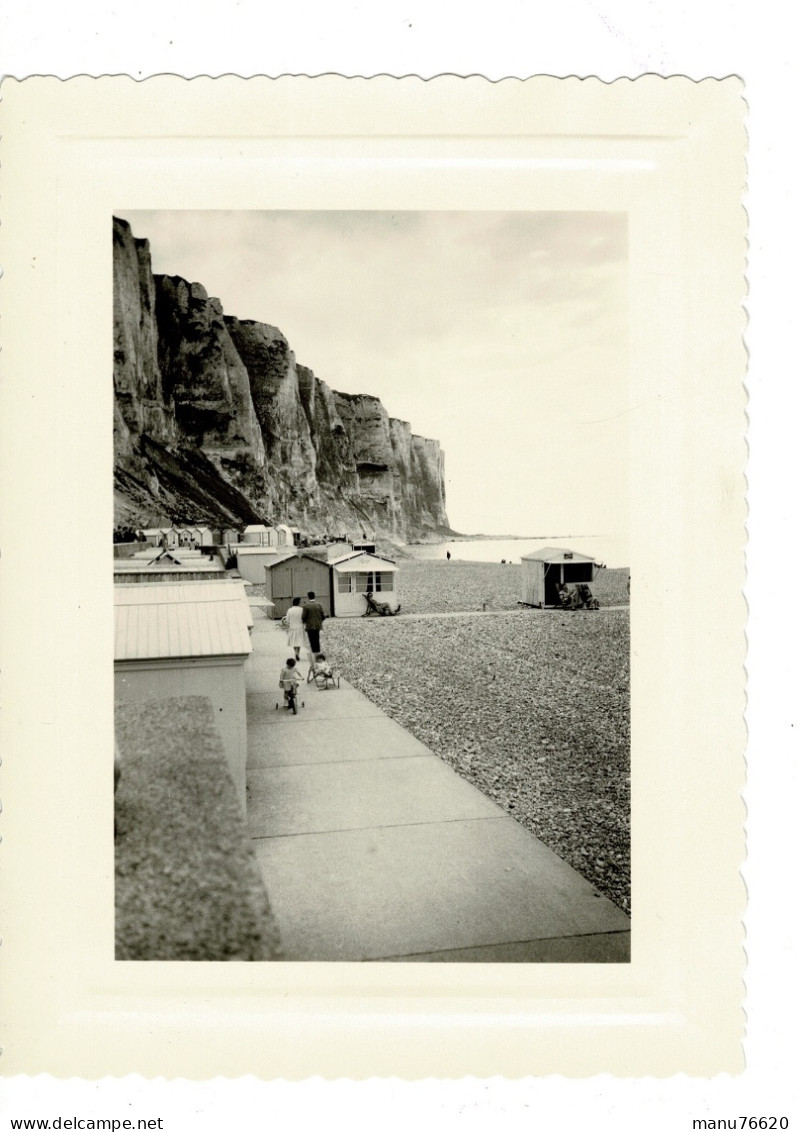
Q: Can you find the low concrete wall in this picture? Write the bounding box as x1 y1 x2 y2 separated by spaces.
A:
115 694 282 961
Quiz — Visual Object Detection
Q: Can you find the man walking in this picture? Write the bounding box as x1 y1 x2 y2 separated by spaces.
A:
302 590 326 656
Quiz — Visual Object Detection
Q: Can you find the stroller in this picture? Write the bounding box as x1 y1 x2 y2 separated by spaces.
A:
308 653 341 690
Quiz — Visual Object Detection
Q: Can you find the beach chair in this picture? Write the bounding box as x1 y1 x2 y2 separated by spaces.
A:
311 665 340 690
363 591 401 617
308 654 340 689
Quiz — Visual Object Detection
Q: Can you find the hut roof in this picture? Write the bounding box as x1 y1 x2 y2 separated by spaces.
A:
329 551 398 572
260 550 299 569
114 582 252 661
114 560 224 575
235 545 286 557
131 547 207 561
520 547 595 564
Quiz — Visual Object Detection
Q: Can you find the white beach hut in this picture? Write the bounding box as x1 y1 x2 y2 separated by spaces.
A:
276 523 294 548
519 547 596 608
242 523 271 546
330 551 400 618
234 544 283 584
114 581 253 811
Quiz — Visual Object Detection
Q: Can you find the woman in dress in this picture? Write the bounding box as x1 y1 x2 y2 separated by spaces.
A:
284 596 306 661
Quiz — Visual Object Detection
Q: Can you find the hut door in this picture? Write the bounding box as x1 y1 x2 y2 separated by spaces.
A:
290 560 330 614
544 565 563 608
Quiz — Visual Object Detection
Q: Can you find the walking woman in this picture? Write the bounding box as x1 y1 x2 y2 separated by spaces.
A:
284 596 306 661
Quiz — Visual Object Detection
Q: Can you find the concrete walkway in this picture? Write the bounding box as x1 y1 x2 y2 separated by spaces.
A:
245 616 631 962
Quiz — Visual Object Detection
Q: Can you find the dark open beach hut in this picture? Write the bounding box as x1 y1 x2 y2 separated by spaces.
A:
520 547 596 608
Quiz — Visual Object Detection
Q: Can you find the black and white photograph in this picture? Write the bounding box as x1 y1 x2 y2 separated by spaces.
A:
2 72 751 1088
112 209 631 962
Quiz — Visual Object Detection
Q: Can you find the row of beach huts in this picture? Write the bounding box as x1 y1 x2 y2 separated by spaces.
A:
114 522 304 553
113 526 401 811
114 527 400 619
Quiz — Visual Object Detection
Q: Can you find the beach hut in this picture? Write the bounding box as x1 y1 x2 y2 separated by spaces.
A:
113 551 228 584
114 581 253 812
223 528 241 545
302 541 351 564
275 523 294 548
261 551 332 619
234 544 284 585
519 547 596 608
153 527 178 549
330 551 400 618
242 523 272 546
112 542 140 560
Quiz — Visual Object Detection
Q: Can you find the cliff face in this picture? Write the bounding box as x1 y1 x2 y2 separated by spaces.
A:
113 217 451 539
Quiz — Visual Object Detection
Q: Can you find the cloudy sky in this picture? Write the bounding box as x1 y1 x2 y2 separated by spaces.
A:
121 210 628 553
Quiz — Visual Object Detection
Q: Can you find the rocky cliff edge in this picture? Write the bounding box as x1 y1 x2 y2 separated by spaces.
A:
113 217 452 540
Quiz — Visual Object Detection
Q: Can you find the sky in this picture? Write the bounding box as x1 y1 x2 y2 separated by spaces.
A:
121 210 628 553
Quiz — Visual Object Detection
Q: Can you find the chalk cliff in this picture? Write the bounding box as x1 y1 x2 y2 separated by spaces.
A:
113 217 452 539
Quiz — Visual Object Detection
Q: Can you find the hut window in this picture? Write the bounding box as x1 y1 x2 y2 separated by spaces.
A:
338 574 354 594
355 571 393 593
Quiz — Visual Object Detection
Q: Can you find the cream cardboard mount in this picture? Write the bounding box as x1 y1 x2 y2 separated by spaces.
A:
0 75 746 1078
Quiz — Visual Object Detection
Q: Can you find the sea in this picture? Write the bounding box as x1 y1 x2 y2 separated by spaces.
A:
406 534 629 569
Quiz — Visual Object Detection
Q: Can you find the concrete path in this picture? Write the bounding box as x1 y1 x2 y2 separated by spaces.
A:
245 616 631 962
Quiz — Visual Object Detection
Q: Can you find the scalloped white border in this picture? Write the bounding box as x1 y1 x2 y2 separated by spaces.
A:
0 74 746 1078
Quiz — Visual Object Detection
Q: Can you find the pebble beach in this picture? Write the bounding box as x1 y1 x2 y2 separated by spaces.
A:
324 559 631 913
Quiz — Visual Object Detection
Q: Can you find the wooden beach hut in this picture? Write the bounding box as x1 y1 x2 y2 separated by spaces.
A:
242 523 273 546
261 551 332 619
330 551 399 618
113 550 228 584
234 544 284 585
194 526 215 547
114 581 253 811
154 527 179 549
275 523 294 548
520 547 596 608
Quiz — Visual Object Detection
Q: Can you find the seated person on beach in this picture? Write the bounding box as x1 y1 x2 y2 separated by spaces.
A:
279 657 302 701
576 583 594 607
557 582 572 607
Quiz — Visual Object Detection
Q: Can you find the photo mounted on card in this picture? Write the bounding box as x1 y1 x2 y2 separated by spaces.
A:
1 74 747 1078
